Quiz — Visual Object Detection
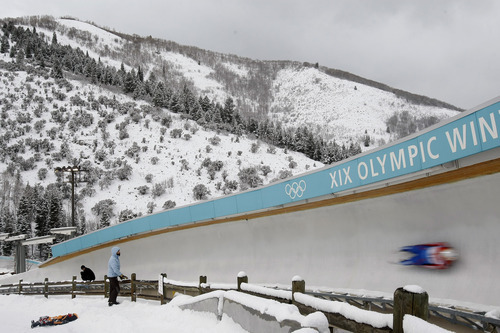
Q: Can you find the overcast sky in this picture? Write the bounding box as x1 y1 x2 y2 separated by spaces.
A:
3 0 499 109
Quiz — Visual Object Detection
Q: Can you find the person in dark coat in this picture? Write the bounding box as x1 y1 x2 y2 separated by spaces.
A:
80 265 96 282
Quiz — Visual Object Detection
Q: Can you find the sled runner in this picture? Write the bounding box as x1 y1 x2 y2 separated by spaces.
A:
31 313 78 328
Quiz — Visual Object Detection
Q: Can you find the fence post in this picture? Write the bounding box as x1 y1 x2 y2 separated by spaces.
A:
18 279 23 294
104 275 109 298
44 278 48 298
160 273 167 305
237 271 247 291
131 273 136 302
199 275 207 295
72 276 76 299
393 286 429 333
292 276 305 302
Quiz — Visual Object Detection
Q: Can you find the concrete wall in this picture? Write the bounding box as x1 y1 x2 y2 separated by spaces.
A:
176 291 321 333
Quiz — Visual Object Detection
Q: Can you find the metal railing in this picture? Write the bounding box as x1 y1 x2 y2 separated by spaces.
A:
307 290 500 332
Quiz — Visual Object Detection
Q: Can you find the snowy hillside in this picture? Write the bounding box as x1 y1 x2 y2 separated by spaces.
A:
0 64 321 232
43 17 460 148
53 18 230 102
270 67 459 145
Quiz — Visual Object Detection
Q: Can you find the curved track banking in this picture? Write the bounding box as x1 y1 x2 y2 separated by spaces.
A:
2 98 500 309
3 154 500 308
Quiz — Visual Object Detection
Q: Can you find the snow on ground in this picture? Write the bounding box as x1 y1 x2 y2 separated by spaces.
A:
221 62 249 77
57 18 228 103
270 67 460 147
56 18 124 50
159 50 228 101
0 294 249 333
22 19 126 71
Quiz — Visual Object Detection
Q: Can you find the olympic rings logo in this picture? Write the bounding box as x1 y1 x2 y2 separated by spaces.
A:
285 180 306 199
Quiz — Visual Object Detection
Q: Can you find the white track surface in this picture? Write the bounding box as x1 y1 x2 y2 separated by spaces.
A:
2 167 499 309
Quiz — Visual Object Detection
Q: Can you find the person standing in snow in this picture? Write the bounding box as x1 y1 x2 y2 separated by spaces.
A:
107 246 128 306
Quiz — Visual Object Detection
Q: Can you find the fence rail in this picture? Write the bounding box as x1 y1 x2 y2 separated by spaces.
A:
307 290 500 332
1 274 498 333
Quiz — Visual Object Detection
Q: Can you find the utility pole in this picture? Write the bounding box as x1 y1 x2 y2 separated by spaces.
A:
54 166 87 227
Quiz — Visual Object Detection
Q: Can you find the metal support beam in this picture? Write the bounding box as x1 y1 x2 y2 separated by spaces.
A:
15 242 26 274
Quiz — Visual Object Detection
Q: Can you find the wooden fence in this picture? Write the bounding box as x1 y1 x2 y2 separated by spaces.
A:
0 273 159 301
1 273 498 333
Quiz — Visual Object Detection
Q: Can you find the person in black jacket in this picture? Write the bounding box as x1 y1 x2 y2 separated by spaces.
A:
80 265 96 282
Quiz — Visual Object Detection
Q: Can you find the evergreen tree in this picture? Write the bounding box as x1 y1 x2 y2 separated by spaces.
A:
118 62 126 84
190 103 204 121
51 31 58 45
180 84 197 115
293 126 306 153
0 35 9 54
25 41 33 58
9 45 16 58
137 66 144 82
271 122 284 147
46 186 63 231
46 185 64 245
51 61 64 79
221 97 235 124
132 82 148 100
152 81 167 107
0 210 15 256
169 94 182 113
199 96 212 113
211 105 223 125
245 117 259 135
15 48 25 68
349 142 362 156
17 185 34 237
33 185 49 237
34 186 50 259
123 71 137 94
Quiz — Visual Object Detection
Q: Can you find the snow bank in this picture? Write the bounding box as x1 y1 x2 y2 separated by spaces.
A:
404 285 426 294
0 294 249 332
173 290 329 332
240 282 292 300
403 315 454 333
294 292 393 329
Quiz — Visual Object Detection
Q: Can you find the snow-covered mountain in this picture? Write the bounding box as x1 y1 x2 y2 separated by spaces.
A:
31 17 461 145
269 67 459 145
0 16 460 238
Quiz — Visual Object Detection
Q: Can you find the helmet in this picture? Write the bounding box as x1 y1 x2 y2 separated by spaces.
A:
440 248 458 261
